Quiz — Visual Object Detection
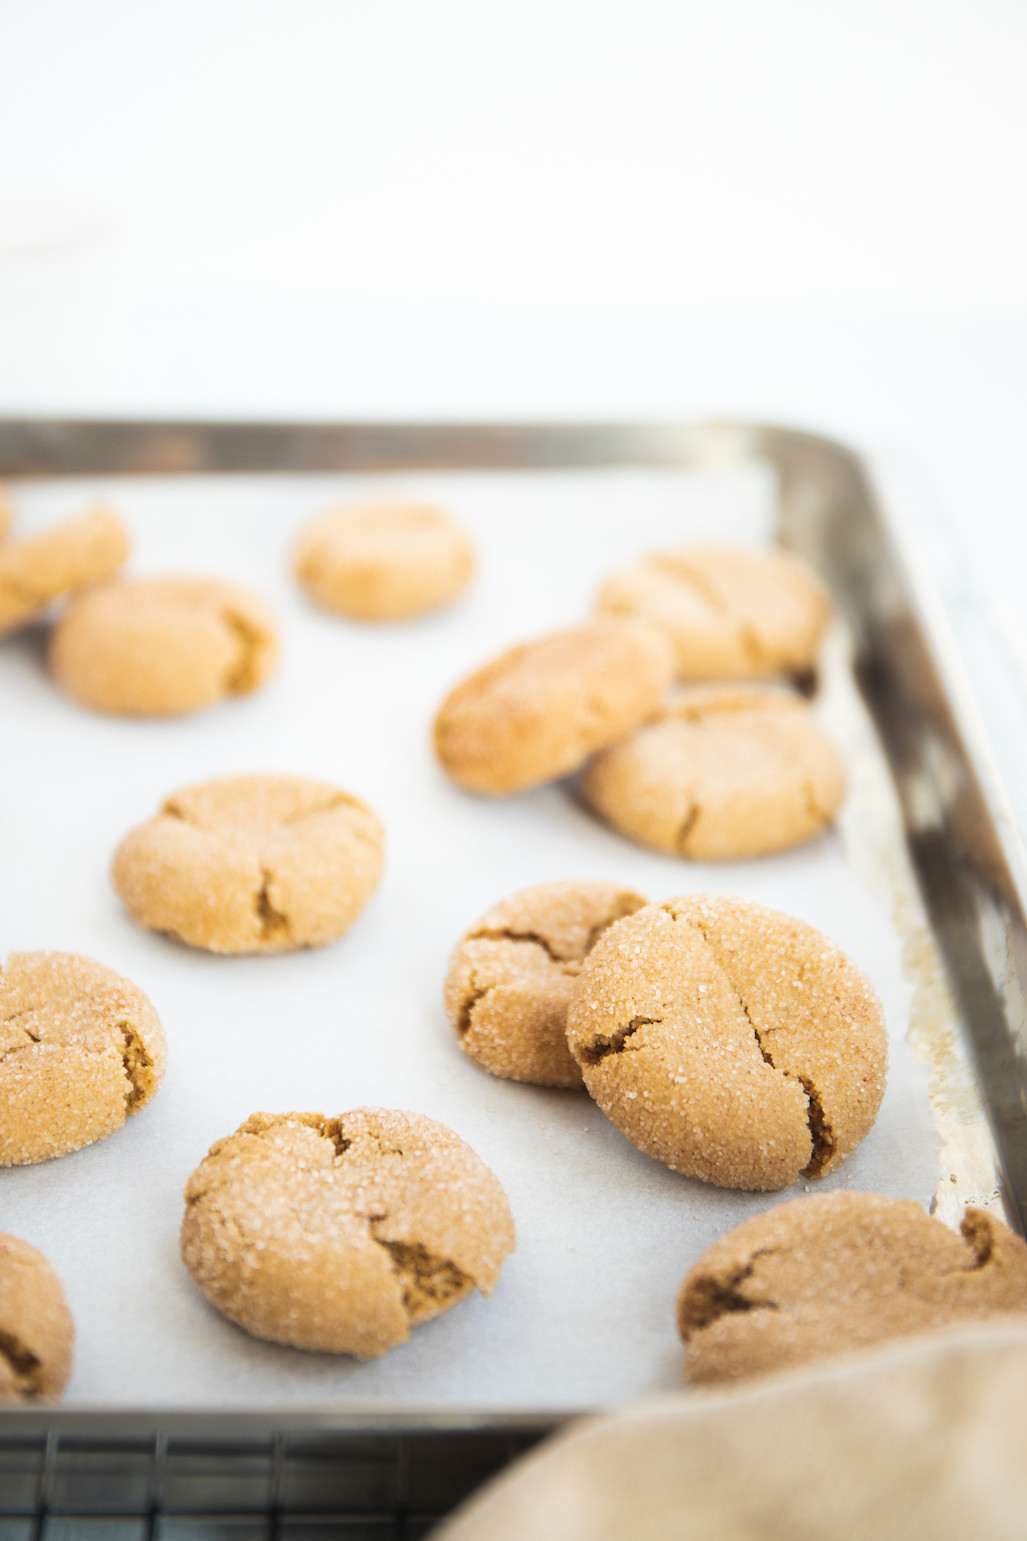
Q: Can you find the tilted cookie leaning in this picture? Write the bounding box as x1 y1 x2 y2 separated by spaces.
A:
434 619 675 795
0 506 130 637
0 952 166 1166
564 895 887 1191
50 575 277 716
112 773 384 954
596 544 830 683
294 502 475 620
678 1192 1027 1385
181 1109 515 1357
445 880 647 1087
0 1233 74 1402
581 685 845 860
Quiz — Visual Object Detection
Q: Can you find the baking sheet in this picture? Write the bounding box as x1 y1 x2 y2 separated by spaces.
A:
0 462 952 1410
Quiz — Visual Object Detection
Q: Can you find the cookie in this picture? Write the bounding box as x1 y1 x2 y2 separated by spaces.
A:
565 895 887 1191
49 575 278 716
445 880 648 1087
0 1233 74 1402
678 1191 1027 1386
581 685 846 859
112 773 384 954
181 1108 515 1357
0 506 130 637
435 619 675 795
0 952 166 1166
295 502 474 621
597 545 830 683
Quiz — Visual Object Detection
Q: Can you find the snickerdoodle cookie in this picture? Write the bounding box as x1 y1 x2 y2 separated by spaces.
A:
181 1108 515 1357
434 619 675 795
445 880 647 1087
582 685 845 859
0 952 166 1167
112 773 384 954
597 545 830 683
0 506 130 637
678 1192 1027 1386
295 502 474 621
49 575 277 716
0 1233 74 1402
565 895 887 1191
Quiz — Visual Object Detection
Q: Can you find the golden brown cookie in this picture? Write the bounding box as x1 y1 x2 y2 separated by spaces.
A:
0 1233 74 1402
0 952 166 1167
444 880 648 1087
0 506 130 637
181 1108 516 1357
581 685 846 859
597 545 830 682
434 619 675 796
49 575 278 716
295 502 475 621
678 1192 1027 1386
111 773 384 955
565 895 887 1191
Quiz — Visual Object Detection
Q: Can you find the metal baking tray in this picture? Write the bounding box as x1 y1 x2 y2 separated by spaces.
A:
2 418 1026 1537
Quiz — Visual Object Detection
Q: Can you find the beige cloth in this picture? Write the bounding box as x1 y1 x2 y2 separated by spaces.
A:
434 1320 1027 1541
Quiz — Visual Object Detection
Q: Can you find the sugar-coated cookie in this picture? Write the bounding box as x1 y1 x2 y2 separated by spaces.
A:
0 507 130 637
181 1109 515 1357
445 880 647 1087
435 619 675 795
112 773 384 954
582 685 845 859
295 502 474 621
597 545 830 682
0 1233 74 1402
678 1192 1027 1385
0 952 166 1166
49 575 277 716
565 895 887 1191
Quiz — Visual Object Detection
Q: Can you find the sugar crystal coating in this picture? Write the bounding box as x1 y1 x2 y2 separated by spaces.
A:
112 773 384 954
181 1108 516 1357
678 1191 1027 1384
0 952 166 1166
565 895 887 1191
445 880 647 1087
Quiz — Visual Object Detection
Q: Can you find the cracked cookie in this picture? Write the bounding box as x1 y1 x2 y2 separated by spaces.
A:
565 895 887 1191
295 502 475 621
0 1233 74 1403
434 619 675 795
0 506 130 638
596 544 830 683
49 575 277 716
111 773 385 954
445 880 648 1087
181 1108 515 1357
678 1191 1027 1385
581 685 846 859
0 952 166 1166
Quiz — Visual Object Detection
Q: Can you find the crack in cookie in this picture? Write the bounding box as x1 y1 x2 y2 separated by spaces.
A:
445 881 647 1088
677 1193 1027 1386
112 774 384 955
566 895 887 1191
180 1109 514 1359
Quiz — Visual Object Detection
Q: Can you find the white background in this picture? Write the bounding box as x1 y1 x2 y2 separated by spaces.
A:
1 0 1026 671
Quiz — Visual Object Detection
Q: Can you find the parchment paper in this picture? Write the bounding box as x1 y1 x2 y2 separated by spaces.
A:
0 463 946 1410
